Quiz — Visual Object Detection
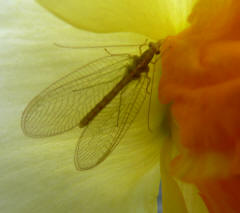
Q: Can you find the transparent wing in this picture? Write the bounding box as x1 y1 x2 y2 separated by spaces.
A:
21 55 134 137
75 73 148 170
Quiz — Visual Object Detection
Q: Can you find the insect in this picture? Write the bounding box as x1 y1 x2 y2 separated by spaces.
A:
21 40 162 170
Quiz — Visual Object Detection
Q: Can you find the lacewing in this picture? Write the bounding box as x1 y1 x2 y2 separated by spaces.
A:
21 41 162 170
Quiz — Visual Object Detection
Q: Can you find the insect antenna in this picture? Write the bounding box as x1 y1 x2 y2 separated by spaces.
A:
53 39 148 50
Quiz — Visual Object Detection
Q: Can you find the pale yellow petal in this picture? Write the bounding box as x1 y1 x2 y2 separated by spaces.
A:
0 1 162 212
160 136 188 213
178 180 209 213
160 119 209 213
37 0 196 39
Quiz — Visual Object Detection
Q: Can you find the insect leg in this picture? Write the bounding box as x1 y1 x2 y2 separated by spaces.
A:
116 86 128 127
103 48 133 58
150 54 161 65
138 39 148 55
145 73 152 95
146 64 156 132
104 48 113 56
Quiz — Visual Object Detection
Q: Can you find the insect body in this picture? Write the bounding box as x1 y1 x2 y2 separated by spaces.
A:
21 41 162 170
80 42 161 127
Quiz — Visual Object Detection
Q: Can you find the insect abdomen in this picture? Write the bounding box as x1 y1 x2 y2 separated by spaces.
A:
79 77 129 127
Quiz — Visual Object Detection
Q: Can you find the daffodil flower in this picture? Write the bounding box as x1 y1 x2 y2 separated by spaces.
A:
2 0 239 212
159 0 240 212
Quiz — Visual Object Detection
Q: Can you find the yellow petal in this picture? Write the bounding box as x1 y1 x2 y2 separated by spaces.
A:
178 181 209 213
159 115 209 213
37 0 196 39
160 136 188 213
1 1 163 212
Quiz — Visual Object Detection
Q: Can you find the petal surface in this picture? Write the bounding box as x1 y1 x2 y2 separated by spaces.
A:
36 0 196 39
159 112 208 213
0 1 163 212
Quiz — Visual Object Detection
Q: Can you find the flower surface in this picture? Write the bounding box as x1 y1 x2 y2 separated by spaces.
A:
1 0 230 212
159 0 240 212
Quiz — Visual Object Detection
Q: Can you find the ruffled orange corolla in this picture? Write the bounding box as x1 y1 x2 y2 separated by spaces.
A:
33 0 240 212
159 0 240 212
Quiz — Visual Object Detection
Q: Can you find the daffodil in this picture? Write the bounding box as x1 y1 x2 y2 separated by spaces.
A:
1 0 239 212
159 0 240 212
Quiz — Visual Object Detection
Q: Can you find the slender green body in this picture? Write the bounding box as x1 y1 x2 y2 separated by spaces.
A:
79 41 161 127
